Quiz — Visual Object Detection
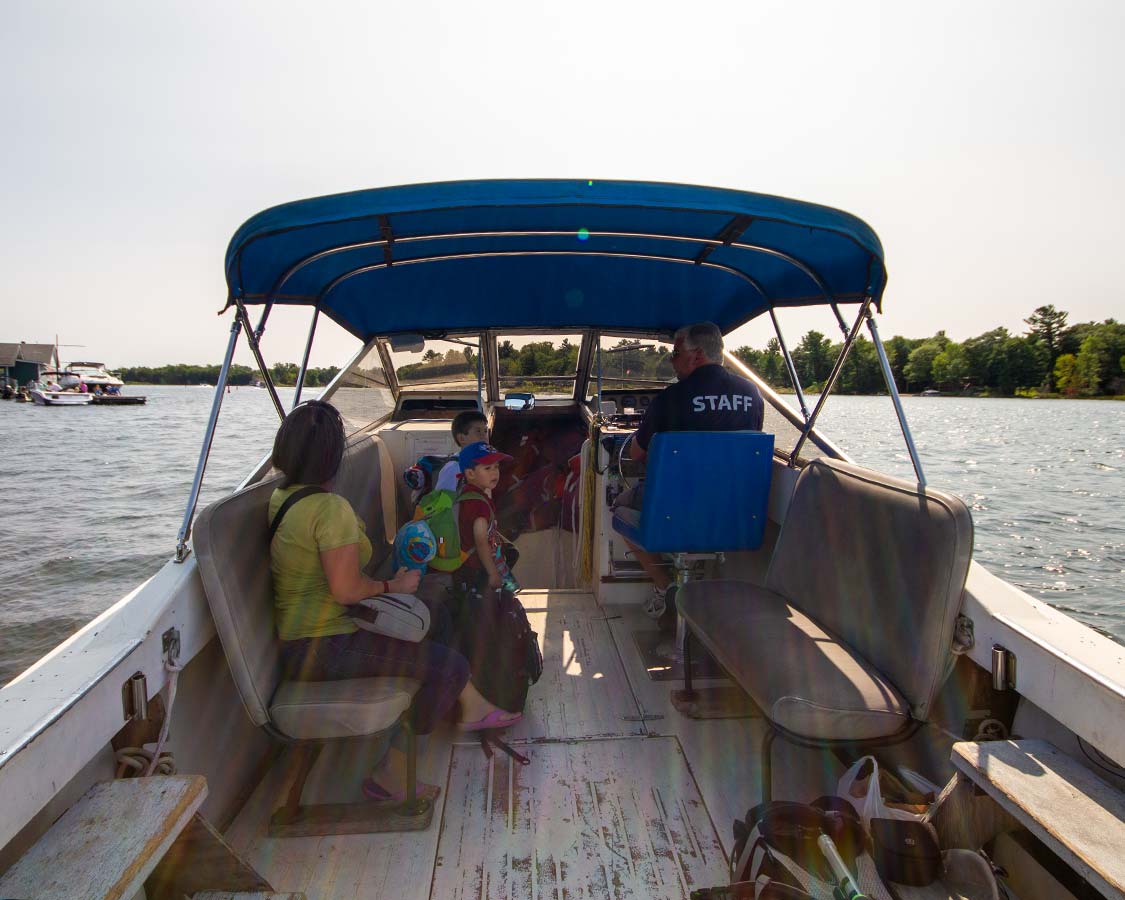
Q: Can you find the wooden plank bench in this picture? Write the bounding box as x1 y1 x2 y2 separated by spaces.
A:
951 739 1125 899
0 775 206 900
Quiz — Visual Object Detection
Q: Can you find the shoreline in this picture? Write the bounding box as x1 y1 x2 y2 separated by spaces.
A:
121 383 1123 400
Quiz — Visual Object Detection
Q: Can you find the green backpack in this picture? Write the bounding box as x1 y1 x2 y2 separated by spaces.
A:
412 488 489 572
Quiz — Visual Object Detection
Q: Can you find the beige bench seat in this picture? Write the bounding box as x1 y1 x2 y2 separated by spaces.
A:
677 458 972 799
269 677 418 741
679 581 910 740
194 433 433 834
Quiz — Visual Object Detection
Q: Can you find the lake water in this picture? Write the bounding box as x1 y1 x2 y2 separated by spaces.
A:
1 387 1122 685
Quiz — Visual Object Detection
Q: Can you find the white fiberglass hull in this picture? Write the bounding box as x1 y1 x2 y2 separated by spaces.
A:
30 389 93 406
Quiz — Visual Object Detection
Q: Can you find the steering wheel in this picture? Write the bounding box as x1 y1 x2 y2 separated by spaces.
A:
615 431 647 491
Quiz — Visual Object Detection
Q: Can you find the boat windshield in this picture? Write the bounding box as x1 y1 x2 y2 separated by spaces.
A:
497 333 582 399
329 343 395 434
592 335 676 395
391 336 482 390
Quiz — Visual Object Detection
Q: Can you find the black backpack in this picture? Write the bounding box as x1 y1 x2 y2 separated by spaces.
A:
454 585 543 714
731 797 865 889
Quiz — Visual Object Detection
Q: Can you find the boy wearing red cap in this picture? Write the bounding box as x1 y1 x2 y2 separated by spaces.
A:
455 441 518 596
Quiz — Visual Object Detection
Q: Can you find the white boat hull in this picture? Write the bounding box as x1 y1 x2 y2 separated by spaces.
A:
30 389 93 406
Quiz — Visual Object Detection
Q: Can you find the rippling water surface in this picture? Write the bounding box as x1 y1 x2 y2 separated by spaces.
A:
1 388 1121 684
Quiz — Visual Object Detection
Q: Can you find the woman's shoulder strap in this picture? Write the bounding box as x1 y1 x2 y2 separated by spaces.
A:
268 486 327 542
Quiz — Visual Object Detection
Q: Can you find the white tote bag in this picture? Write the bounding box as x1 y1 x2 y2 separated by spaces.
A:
347 593 430 642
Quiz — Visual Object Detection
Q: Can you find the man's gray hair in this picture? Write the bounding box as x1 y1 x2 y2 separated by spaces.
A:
674 322 724 363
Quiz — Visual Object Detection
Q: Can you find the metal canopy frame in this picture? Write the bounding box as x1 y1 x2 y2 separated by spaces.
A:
242 229 869 339
249 228 860 310
176 215 921 562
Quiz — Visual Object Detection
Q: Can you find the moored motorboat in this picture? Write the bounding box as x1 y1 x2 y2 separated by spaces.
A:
1 181 1121 900
66 362 125 390
40 360 145 404
29 387 93 406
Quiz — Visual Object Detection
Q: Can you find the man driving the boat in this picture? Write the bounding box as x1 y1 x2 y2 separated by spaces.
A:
617 321 765 621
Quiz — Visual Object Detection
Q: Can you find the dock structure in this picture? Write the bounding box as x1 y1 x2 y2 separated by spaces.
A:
0 341 56 386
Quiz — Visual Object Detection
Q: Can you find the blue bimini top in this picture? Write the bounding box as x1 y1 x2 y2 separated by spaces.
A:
224 179 887 340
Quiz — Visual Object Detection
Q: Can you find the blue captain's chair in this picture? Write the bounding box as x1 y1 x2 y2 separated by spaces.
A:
611 429 774 715
611 430 775 554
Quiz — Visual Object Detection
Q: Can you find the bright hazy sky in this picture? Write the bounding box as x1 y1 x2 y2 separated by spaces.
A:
3 1 1123 370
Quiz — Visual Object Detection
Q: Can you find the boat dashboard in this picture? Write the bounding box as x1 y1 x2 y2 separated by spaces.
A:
597 389 656 414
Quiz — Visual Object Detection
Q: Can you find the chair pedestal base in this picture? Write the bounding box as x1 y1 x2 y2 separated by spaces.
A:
671 686 761 720
269 798 434 837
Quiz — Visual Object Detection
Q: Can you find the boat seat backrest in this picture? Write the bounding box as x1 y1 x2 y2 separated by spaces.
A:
638 431 774 552
193 432 394 728
331 434 396 564
764 458 973 720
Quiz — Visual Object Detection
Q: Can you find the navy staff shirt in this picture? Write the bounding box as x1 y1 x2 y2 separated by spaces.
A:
635 364 764 451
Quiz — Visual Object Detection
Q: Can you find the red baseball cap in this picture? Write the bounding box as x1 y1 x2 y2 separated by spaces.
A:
458 441 513 471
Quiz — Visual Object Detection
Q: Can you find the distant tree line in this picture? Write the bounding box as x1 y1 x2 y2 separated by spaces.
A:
116 363 340 387
396 340 586 383
118 307 1123 398
733 306 1124 397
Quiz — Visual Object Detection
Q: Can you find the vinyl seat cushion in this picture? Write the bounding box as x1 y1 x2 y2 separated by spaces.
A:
677 579 911 741
270 676 419 741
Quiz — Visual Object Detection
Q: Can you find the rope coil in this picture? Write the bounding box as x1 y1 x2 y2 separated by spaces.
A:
116 650 183 778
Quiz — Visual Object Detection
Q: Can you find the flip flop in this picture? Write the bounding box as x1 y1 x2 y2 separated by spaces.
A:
457 708 523 731
361 777 441 803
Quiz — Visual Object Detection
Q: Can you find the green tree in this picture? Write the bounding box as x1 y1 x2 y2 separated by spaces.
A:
1071 323 1124 395
961 328 1011 392
1007 337 1049 393
1073 337 1105 396
1059 321 1096 357
1054 353 1080 395
883 335 920 390
931 344 969 391
834 335 883 394
761 338 786 387
1024 304 1068 390
733 346 763 374
793 330 833 387
270 362 299 385
903 340 943 389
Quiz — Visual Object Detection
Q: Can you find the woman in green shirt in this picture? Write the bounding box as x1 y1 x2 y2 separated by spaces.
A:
270 401 521 801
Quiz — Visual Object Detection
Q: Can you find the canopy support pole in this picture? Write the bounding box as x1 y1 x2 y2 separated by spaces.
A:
293 305 321 409
476 338 483 402
175 316 242 562
830 302 849 336
867 311 926 486
255 303 273 339
573 330 596 404
768 306 810 421
790 299 871 463
484 332 500 403
596 336 603 413
234 299 285 422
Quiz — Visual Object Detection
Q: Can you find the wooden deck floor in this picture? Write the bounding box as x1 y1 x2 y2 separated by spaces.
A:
225 591 842 900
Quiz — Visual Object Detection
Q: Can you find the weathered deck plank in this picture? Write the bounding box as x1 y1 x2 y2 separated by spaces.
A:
431 736 728 900
504 601 645 742
952 739 1125 899
0 775 206 900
